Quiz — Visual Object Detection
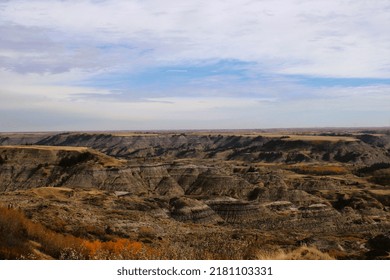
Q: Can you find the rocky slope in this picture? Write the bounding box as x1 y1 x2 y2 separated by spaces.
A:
2 130 389 165
0 130 389 259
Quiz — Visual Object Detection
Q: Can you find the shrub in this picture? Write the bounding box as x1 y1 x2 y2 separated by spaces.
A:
356 162 390 175
368 170 390 186
0 207 31 259
0 206 158 260
58 152 93 168
289 165 347 176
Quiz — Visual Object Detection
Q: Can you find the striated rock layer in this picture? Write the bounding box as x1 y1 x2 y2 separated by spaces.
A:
1 130 390 259
169 197 222 224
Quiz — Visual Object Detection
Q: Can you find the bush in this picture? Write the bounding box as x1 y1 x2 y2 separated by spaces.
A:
58 152 94 168
368 170 390 186
356 162 390 175
288 165 347 176
0 207 31 259
0 206 158 260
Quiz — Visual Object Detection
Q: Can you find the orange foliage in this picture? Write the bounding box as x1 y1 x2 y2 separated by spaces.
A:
83 240 102 257
0 206 31 258
0 206 158 260
82 238 158 259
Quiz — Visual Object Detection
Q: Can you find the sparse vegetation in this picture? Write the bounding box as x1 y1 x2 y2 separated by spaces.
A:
0 206 31 259
255 246 334 260
58 152 94 167
356 162 390 175
288 165 348 175
0 205 338 260
0 129 389 260
368 169 390 186
0 206 158 260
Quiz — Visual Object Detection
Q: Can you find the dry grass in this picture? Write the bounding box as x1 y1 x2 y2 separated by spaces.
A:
0 145 89 151
0 206 338 260
0 145 124 167
277 135 357 142
0 206 32 259
256 246 334 260
109 130 359 142
368 189 390 195
0 206 158 260
111 132 161 137
154 233 335 260
287 165 348 175
30 187 74 200
154 233 256 260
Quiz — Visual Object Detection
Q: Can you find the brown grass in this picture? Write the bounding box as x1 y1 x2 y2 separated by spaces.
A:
107 130 359 142
30 187 74 200
256 246 334 260
0 206 158 260
287 165 348 176
111 132 160 137
279 135 357 142
0 207 31 259
0 145 124 167
0 206 336 260
368 189 390 195
0 145 89 151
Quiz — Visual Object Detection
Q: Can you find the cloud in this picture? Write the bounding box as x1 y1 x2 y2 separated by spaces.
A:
1 0 390 77
0 0 389 131
1 82 390 131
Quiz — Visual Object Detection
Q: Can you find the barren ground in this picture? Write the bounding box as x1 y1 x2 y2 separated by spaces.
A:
0 129 389 259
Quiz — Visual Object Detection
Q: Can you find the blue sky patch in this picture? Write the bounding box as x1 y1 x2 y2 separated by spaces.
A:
79 59 256 90
292 75 390 87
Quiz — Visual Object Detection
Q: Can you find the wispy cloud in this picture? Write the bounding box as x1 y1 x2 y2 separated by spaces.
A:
2 0 390 77
0 0 389 131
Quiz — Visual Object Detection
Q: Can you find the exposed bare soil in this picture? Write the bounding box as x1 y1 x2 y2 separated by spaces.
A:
0 129 389 259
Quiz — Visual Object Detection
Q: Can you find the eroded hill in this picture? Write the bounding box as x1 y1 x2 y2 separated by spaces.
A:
0 130 389 259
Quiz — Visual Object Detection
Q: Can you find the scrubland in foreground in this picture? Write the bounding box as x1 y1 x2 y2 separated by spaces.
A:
0 206 334 260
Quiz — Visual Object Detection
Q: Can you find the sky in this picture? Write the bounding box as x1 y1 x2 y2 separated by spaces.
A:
1 0 390 132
